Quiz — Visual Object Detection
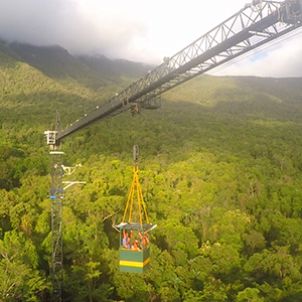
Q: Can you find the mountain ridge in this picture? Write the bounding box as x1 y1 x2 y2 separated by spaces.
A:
0 40 153 89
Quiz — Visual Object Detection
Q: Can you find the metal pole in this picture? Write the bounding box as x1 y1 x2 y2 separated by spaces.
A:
50 150 64 302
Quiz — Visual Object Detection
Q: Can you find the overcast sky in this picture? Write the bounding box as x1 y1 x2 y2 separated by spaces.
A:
0 0 302 77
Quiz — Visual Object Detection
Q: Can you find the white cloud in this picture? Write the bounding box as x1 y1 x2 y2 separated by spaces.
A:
76 0 246 62
212 29 302 77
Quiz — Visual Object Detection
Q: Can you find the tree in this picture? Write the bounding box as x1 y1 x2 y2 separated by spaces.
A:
0 231 48 301
236 287 264 302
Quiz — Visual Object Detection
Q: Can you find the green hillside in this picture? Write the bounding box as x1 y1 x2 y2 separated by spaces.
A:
0 45 302 301
8 42 152 89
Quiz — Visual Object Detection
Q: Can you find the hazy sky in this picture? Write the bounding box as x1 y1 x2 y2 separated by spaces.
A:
1 0 302 76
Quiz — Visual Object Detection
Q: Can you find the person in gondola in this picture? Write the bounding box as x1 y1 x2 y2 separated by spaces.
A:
123 229 133 249
132 239 140 251
143 233 149 247
139 231 149 249
122 229 128 248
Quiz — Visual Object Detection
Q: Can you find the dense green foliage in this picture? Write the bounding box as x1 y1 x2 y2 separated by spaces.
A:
1 43 302 301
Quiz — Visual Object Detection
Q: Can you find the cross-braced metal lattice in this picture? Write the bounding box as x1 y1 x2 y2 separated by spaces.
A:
56 0 302 143
50 150 64 302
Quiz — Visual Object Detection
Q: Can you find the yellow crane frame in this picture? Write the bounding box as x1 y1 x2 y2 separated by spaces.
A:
122 164 150 226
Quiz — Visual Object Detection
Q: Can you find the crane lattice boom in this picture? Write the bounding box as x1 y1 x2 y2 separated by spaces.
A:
51 0 302 143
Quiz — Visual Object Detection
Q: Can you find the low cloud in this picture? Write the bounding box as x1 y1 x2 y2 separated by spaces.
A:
0 0 147 59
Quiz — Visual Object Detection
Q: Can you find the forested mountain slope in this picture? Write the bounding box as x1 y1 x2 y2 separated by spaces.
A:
1 40 151 89
0 45 302 301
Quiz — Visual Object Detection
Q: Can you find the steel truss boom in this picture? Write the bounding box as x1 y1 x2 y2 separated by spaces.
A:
56 0 302 143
